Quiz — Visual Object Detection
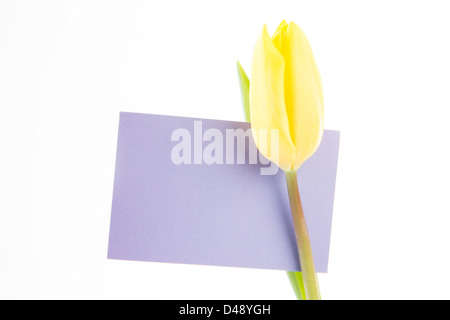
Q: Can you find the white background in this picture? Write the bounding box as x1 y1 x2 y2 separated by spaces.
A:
1 0 450 300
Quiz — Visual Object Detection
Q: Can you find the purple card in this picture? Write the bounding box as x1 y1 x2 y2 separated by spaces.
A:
107 112 339 272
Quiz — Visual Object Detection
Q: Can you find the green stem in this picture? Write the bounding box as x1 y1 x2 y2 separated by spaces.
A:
285 170 321 300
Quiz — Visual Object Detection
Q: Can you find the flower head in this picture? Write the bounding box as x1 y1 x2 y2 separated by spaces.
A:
250 21 324 171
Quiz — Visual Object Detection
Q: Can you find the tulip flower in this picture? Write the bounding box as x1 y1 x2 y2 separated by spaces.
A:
250 20 324 172
237 21 324 300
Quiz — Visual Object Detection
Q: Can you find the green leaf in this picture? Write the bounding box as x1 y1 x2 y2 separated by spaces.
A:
294 271 306 300
287 271 306 300
286 271 301 300
236 61 251 122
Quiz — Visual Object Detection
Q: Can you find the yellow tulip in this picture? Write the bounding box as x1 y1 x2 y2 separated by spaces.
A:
249 20 324 172
239 21 324 300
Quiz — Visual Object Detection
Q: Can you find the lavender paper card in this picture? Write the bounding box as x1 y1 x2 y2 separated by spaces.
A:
108 112 339 272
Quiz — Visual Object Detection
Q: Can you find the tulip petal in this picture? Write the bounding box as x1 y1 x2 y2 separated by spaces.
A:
250 25 296 171
284 22 324 169
272 20 288 57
